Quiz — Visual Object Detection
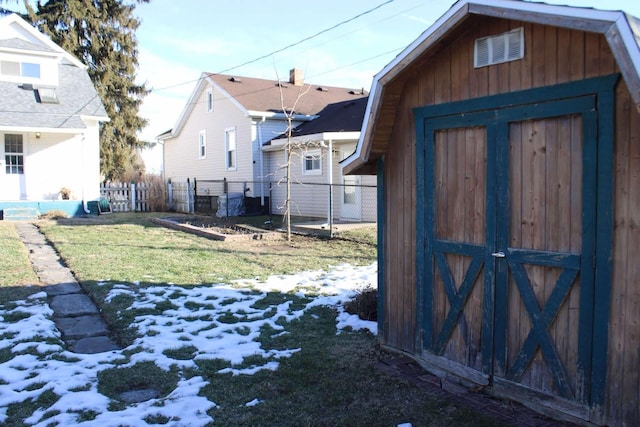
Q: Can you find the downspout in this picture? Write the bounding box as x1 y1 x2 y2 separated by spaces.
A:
258 116 266 206
327 139 333 228
81 132 90 214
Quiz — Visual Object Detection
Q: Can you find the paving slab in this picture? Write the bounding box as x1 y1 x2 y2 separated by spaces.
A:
45 282 83 296
71 336 119 354
50 294 99 316
55 315 110 339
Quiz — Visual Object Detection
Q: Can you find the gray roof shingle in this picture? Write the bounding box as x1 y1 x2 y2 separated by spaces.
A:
0 62 108 129
0 37 56 53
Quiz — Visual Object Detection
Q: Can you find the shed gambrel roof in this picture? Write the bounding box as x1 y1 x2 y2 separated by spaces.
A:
343 0 640 175
164 71 367 139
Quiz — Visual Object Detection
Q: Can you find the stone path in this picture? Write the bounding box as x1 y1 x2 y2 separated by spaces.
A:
15 222 119 354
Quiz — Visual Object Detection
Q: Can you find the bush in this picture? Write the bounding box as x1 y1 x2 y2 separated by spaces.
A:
40 210 68 220
344 287 377 321
144 174 167 212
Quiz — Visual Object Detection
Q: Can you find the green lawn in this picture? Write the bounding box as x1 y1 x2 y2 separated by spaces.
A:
0 213 506 426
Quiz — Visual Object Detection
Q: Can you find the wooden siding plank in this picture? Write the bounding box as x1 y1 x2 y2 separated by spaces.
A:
377 158 386 339
544 26 558 86
404 80 418 353
621 87 640 424
556 27 571 84
605 78 640 425
584 32 600 78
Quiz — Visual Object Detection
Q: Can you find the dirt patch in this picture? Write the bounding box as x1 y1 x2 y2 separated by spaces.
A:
152 216 283 241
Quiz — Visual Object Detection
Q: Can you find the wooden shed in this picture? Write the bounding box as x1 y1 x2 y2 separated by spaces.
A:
342 1 640 425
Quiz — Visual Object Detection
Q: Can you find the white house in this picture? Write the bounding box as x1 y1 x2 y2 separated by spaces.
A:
265 97 376 222
159 68 368 216
0 13 109 219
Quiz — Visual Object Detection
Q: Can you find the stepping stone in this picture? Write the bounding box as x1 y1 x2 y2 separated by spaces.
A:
55 315 110 339
46 282 82 296
50 294 99 316
119 388 160 403
72 336 119 354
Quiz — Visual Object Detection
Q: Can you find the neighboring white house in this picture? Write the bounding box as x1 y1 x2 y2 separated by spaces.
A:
158 68 368 216
265 97 376 222
0 13 108 219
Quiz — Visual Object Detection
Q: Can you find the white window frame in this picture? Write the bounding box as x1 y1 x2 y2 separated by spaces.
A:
198 130 206 159
206 89 213 112
225 127 236 170
4 133 24 175
302 148 322 175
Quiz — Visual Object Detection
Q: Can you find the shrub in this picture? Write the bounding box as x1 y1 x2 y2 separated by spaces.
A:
344 287 377 321
40 210 68 220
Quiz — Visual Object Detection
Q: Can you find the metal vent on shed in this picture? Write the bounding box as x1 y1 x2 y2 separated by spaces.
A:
474 27 524 68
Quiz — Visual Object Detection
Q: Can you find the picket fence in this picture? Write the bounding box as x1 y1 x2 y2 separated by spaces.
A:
100 180 193 213
100 181 153 212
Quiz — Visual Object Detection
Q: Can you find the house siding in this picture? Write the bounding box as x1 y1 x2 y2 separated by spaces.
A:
0 129 99 202
164 84 253 184
267 141 376 222
379 16 639 426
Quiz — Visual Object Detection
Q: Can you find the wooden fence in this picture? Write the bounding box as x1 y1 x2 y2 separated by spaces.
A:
100 180 194 213
100 181 154 212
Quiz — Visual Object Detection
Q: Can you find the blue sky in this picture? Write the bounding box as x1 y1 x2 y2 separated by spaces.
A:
134 0 448 145
15 0 640 170
134 0 640 154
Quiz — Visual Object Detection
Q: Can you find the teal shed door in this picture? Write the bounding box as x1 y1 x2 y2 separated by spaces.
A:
415 76 616 407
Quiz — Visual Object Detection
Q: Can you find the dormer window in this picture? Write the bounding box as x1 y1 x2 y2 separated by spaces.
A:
1 60 40 78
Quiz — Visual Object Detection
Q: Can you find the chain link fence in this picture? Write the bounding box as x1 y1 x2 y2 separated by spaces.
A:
167 178 377 228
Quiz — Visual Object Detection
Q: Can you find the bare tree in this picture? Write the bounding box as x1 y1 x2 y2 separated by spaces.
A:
272 70 312 242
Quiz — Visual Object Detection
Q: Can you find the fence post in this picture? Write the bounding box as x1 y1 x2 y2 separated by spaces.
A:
168 181 174 211
193 178 198 213
186 178 192 214
130 182 136 211
224 178 228 217
269 181 273 223
329 183 334 238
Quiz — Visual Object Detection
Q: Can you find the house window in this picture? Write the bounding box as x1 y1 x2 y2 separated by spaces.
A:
5 134 24 174
22 62 40 78
302 149 322 175
206 89 213 112
225 128 236 170
1 60 19 76
0 60 40 78
198 130 206 159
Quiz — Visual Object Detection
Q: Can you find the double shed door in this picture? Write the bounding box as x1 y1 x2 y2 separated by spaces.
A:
416 77 615 407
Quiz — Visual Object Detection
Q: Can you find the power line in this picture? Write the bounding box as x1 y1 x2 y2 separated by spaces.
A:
150 0 396 93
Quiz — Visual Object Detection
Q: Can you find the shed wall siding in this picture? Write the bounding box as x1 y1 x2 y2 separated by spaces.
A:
608 79 640 426
382 17 639 425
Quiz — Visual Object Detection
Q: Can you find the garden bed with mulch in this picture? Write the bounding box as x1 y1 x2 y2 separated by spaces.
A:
151 216 283 241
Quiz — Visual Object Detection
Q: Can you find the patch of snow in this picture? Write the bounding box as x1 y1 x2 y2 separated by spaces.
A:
0 262 377 426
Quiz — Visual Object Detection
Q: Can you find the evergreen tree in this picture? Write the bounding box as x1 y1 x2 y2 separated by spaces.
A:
26 0 150 180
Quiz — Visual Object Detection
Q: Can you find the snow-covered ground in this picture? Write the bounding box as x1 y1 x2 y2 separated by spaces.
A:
0 263 377 426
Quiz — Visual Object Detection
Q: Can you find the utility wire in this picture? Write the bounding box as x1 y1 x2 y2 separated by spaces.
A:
150 0 396 93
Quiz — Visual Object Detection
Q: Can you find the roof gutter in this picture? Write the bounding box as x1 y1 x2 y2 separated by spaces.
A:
246 110 317 122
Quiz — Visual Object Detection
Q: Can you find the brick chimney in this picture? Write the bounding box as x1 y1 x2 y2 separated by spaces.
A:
289 68 304 86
